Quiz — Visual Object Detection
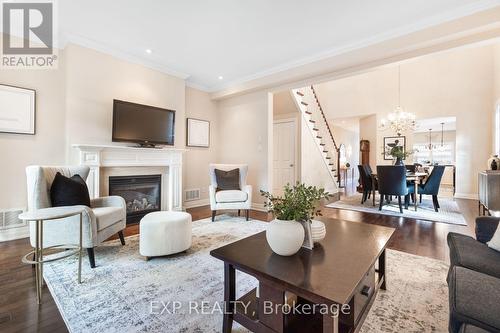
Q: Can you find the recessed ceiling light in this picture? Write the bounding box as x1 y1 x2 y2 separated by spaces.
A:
145 49 152 54
218 76 223 80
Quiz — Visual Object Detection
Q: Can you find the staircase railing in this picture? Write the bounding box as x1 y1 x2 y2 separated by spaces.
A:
310 85 339 152
293 85 341 185
310 85 341 184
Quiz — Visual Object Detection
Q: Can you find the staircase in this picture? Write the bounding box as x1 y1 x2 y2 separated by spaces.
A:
291 85 340 186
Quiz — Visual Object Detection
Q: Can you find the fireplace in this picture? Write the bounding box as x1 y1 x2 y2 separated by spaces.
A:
109 175 161 224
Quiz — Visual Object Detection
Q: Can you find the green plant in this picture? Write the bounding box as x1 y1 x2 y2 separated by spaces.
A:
383 145 414 159
260 182 332 221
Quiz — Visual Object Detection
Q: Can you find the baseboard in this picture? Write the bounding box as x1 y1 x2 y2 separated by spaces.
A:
183 198 210 209
0 225 29 242
251 203 267 212
454 192 478 200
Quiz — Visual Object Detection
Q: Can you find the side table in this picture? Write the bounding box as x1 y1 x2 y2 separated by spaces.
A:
19 206 85 304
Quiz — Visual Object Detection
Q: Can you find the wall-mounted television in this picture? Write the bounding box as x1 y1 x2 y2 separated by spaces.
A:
112 99 175 147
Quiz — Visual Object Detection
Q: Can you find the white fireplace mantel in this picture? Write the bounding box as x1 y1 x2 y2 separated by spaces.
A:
73 144 186 211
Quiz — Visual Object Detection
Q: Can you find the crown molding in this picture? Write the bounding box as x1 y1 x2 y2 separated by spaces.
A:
59 32 191 80
209 1 500 95
185 80 211 92
211 4 500 99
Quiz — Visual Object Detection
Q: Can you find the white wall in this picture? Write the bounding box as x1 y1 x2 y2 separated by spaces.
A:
64 44 186 163
0 42 217 216
0 44 66 210
494 44 500 154
216 91 271 207
315 45 495 198
184 87 218 207
300 119 337 193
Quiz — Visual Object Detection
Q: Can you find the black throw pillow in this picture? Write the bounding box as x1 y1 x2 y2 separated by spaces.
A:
50 172 91 207
215 168 240 191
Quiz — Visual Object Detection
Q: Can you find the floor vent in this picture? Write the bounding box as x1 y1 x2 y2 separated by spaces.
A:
185 189 201 202
0 209 26 230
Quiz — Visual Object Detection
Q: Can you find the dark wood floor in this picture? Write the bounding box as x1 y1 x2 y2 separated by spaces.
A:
0 191 476 333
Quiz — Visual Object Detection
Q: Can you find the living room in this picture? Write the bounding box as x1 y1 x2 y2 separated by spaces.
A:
1 1 500 333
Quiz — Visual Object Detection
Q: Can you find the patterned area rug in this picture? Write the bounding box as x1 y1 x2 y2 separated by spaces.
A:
326 193 467 226
43 215 449 333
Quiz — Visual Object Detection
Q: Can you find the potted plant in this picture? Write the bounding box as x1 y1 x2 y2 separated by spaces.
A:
260 183 331 256
383 145 414 166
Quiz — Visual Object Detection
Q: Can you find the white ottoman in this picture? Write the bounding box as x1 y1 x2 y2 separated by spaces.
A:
139 211 192 260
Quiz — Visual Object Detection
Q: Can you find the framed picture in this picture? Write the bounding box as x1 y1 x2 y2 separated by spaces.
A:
186 118 210 147
0 84 36 135
384 136 406 160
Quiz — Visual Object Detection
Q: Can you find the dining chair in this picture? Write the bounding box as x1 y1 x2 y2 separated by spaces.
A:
407 165 446 212
405 164 416 173
358 165 376 204
377 166 408 213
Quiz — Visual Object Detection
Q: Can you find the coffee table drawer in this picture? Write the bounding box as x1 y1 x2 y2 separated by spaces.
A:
354 265 376 323
340 264 376 326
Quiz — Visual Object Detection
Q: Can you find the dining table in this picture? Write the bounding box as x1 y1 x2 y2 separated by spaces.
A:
371 172 428 211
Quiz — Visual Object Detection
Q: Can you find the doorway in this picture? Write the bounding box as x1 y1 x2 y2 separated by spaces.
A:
273 118 297 195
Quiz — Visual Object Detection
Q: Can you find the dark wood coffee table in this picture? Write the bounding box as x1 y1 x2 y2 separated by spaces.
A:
210 218 395 333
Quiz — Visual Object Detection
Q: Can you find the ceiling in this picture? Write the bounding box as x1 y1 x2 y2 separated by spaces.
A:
415 117 457 133
57 0 498 91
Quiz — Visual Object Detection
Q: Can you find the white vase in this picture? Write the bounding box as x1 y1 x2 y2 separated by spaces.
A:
266 219 305 256
311 220 326 243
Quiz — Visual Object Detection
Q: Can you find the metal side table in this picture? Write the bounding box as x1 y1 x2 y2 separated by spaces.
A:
19 206 85 304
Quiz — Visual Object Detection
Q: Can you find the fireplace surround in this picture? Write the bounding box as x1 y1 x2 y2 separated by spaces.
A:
73 144 184 211
109 175 161 224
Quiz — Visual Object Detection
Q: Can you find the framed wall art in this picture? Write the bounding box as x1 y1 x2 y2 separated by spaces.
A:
383 136 406 160
186 118 210 147
0 84 36 135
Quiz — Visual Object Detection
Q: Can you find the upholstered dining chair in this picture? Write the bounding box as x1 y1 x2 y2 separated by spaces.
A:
26 166 127 268
209 164 252 221
407 165 446 212
358 165 376 204
377 165 408 213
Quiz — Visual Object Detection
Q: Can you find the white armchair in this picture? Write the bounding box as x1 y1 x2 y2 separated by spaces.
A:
26 166 127 268
209 164 252 221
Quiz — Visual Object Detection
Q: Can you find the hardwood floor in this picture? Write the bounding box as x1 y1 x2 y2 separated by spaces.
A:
0 195 476 332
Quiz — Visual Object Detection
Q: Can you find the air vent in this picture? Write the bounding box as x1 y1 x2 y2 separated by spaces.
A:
185 188 200 202
0 209 26 230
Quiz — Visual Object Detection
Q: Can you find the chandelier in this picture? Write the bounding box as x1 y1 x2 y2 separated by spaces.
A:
424 123 445 151
379 66 417 136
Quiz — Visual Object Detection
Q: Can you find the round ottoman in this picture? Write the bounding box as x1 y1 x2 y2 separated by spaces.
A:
139 211 192 260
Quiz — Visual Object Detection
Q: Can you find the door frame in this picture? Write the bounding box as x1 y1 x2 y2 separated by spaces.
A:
273 117 299 186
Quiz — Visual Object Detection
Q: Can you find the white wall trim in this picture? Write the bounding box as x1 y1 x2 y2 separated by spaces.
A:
185 80 211 92
183 199 210 209
0 225 29 242
212 13 500 99
209 1 500 95
61 34 191 80
455 192 479 200
251 202 267 212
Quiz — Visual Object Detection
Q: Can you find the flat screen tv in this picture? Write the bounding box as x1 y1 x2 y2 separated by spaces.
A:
112 99 175 146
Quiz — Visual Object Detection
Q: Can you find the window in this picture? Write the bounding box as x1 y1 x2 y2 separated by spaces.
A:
413 142 454 165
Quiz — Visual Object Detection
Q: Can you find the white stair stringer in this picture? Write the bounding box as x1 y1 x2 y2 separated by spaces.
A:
291 87 339 193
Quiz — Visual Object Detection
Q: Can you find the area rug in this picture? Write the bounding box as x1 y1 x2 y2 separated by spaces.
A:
43 215 450 333
326 193 467 226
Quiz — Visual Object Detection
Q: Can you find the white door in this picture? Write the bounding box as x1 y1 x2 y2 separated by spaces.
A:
273 120 296 195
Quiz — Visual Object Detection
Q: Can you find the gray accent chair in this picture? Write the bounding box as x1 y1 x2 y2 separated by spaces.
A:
26 166 127 268
447 217 500 333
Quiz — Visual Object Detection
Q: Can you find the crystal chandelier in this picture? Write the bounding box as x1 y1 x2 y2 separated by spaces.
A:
379 66 417 136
